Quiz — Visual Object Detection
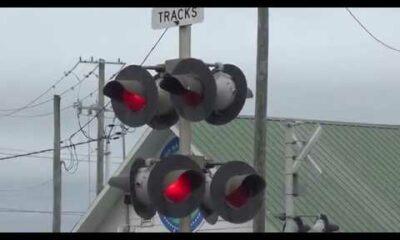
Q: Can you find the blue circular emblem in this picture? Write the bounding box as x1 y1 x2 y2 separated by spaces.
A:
159 136 204 232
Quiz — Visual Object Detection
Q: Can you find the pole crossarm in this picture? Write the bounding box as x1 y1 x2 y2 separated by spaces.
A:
79 57 125 65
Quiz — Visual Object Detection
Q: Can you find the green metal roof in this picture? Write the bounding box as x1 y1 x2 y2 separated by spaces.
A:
191 116 400 232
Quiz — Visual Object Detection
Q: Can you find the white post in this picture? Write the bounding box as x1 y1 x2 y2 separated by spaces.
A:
283 122 297 232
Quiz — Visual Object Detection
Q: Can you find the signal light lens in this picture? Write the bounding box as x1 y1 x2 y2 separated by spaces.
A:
164 173 192 203
122 90 146 112
183 91 203 106
225 185 250 208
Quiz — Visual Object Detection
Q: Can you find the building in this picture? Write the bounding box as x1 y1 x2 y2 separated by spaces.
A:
73 116 400 232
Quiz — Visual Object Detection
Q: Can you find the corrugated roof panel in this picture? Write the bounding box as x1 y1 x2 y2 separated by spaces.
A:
192 117 400 232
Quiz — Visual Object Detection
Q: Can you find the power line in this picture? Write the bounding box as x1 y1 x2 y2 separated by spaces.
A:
0 207 84 216
345 8 400 53
0 178 53 192
58 65 99 97
68 26 170 141
140 27 169 66
76 113 96 141
66 101 111 142
0 65 98 119
0 146 122 160
65 63 127 141
0 60 81 115
0 134 118 161
8 104 74 118
0 152 122 164
1 27 169 160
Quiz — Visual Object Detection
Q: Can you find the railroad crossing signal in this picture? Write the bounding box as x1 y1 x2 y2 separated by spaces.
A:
109 156 266 224
200 161 266 224
103 65 178 130
105 57 261 226
109 155 205 219
103 58 252 129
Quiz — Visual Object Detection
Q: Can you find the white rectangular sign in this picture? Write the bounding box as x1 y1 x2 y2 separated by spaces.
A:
152 8 204 29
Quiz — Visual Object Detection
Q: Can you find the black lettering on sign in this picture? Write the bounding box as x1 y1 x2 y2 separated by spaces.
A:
178 8 184 20
171 9 178 22
185 8 190 19
158 11 163 23
164 11 170 22
191 8 198 18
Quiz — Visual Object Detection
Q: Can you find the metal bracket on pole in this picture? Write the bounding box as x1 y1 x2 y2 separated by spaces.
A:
291 125 322 174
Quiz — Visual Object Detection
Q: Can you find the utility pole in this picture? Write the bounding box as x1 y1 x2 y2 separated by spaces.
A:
74 57 124 195
178 24 192 233
96 59 105 195
53 95 61 232
120 123 127 160
253 7 269 232
104 139 111 183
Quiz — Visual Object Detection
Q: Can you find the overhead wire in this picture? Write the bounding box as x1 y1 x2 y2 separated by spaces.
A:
66 101 111 142
0 151 122 164
8 104 74 118
0 60 81 115
140 27 169 66
0 146 122 160
345 8 400 53
0 178 53 192
0 207 84 216
0 134 118 161
65 62 128 142
0 24 170 190
4 64 99 119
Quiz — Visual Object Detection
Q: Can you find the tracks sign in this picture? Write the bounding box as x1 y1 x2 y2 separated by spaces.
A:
152 8 204 29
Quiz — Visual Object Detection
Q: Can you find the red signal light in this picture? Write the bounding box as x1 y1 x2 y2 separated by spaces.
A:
164 173 192 203
122 90 146 112
183 91 203 106
225 185 250 208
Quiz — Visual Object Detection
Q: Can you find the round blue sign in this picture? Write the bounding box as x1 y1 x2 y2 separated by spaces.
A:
159 136 204 232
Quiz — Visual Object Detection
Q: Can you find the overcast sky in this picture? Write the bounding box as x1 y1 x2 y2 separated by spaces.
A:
0 7 399 231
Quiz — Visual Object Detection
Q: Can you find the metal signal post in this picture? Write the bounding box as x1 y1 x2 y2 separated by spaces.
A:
178 24 192 233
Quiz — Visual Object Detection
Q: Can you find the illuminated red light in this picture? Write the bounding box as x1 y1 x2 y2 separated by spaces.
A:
225 185 250 208
183 91 202 106
122 90 146 112
164 173 192 203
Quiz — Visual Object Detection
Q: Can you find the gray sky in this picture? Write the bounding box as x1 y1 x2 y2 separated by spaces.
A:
0 7 399 231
